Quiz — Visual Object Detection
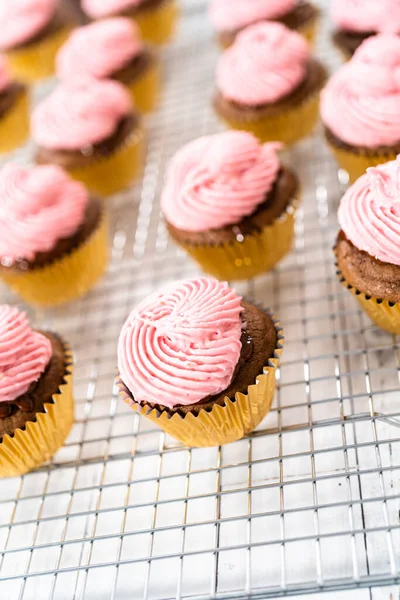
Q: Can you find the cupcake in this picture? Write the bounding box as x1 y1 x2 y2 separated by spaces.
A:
0 0 76 83
162 131 300 280
56 18 160 113
331 0 400 61
0 163 108 307
334 157 400 334
0 305 73 477
209 0 320 48
213 22 327 145
117 277 283 447
81 0 178 46
0 57 29 153
321 35 400 184
32 78 144 197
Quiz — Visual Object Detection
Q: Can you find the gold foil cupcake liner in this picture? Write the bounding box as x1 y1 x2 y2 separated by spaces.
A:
337 268 400 334
126 59 161 114
0 341 74 478
326 140 398 184
297 12 320 46
171 197 299 281
0 89 29 153
218 92 321 145
131 0 178 46
0 210 109 307
68 126 145 197
117 310 284 447
6 25 73 83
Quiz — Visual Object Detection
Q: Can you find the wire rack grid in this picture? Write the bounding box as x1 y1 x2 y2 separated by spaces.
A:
1 1 400 599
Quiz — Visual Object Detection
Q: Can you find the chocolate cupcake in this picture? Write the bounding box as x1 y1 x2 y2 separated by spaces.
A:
117 277 284 447
321 35 400 183
162 131 300 280
334 157 400 334
209 0 319 48
57 18 160 113
32 78 144 197
0 56 29 153
0 305 74 477
0 0 76 83
331 0 400 61
0 163 108 307
81 0 178 46
214 22 327 145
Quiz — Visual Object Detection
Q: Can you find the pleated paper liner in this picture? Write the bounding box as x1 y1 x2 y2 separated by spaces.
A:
117 310 284 447
297 12 320 47
126 60 161 114
67 126 145 197
0 209 109 307
217 91 321 145
0 89 29 154
6 25 73 83
130 0 179 46
171 197 299 281
0 340 74 478
337 267 400 334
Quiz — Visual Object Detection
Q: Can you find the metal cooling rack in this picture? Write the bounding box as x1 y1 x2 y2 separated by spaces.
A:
1 1 400 599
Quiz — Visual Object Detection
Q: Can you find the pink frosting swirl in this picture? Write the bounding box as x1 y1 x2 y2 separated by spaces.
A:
0 163 88 262
56 18 143 81
331 0 400 33
162 131 281 231
118 277 243 408
0 305 52 404
216 22 309 105
31 79 132 150
0 0 57 50
82 0 143 19
0 57 12 94
321 35 400 148
209 0 297 32
338 156 400 265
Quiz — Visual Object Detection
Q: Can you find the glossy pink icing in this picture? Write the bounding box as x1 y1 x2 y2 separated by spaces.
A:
82 0 143 19
162 131 282 231
330 0 400 33
0 0 57 51
0 57 12 94
209 0 297 32
338 156 400 265
0 305 52 404
56 18 143 81
0 163 88 262
31 79 132 150
216 22 309 105
321 35 400 148
118 277 243 408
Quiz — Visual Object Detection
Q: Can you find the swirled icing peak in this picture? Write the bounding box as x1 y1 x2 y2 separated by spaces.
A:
338 156 400 265
330 0 400 33
0 305 52 404
209 0 297 32
0 163 88 262
0 57 12 94
0 0 57 50
321 35 400 147
162 131 282 231
56 18 143 81
216 22 309 105
32 79 132 150
118 277 243 408
82 0 143 19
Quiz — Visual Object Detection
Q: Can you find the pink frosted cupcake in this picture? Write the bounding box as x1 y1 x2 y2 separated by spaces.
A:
0 56 29 153
32 78 144 197
57 18 160 113
214 22 326 145
0 163 108 306
81 0 178 46
209 0 319 48
0 0 76 82
321 35 400 183
331 0 400 60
